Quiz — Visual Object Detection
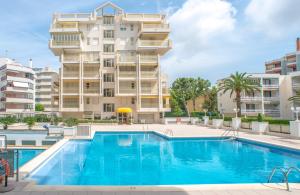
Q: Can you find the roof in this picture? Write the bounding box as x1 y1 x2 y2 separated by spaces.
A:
95 1 124 14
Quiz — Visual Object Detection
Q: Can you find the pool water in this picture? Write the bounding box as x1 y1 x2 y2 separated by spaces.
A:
29 132 300 185
16 149 44 168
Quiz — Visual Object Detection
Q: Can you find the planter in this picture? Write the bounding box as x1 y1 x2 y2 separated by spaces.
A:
251 122 269 134
212 119 223 129
190 118 198 125
232 118 241 130
63 127 76 136
203 116 209 125
289 121 300 137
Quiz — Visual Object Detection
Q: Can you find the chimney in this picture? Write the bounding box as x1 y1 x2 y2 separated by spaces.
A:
297 38 300 51
29 59 33 68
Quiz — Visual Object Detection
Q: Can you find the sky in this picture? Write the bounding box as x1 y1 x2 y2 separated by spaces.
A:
1 0 300 84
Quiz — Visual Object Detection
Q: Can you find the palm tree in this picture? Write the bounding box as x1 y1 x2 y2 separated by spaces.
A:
218 72 259 117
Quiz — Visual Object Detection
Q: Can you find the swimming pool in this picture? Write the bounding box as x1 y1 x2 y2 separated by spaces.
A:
29 132 300 185
17 149 44 168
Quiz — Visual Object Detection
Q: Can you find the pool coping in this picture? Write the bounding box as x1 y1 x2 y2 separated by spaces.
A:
20 130 300 191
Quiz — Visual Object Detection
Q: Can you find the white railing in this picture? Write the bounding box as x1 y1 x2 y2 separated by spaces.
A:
292 82 300 88
119 72 136 77
83 88 99 94
119 89 136 94
140 55 157 63
83 72 99 77
138 40 171 47
51 40 80 47
64 54 80 62
141 87 158 94
83 53 100 62
63 72 80 77
63 104 79 108
54 13 92 19
141 23 170 32
141 71 157 77
118 55 136 63
141 103 159 108
241 96 279 101
63 89 79 93
124 13 162 20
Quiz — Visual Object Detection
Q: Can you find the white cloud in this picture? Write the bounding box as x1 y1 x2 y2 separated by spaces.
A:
161 0 238 82
245 0 300 37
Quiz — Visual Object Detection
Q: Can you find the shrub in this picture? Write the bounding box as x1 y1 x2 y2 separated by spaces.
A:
35 104 45 112
51 116 63 126
64 118 79 127
23 117 36 129
35 114 51 122
257 114 263 122
0 116 17 130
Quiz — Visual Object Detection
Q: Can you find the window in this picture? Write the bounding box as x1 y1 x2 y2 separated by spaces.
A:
103 103 115 112
264 91 272 97
104 88 115 97
103 59 114 67
103 44 114 52
104 30 114 39
103 16 114 25
120 24 126 31
131 97 135 105
86 98 90 104
130 24 134 31
91 38 99 46
103 73 114 82
246 104 255 110
130 37 134 45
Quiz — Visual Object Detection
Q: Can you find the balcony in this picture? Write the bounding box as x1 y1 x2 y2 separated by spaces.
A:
49 39 81 49
140 55 158 64
63 54 80 63
63 88 79 94
117 55 136 64
118 88 136 94
83 53 100 63
54 13 94 22
162 88 169 94
262 84 279 89
5 97 33 104
265 66 281 73
137 39 172 54
241 96 279 102
50 23 79 33
292 81 300 89
83 88 99 94
141 71 157 78
139 23 170 35
83 72 99 78
241 109 280 117
123 14 163 22
141 87 158 94
119 71 136 78
63 71 80 78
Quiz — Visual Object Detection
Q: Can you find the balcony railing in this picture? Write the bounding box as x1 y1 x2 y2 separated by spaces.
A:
83 72 99 77
83 88 99 94
140 23 170 33
141 71 157 78
63 103 79 108
141 87 158 94
241 96 279 101
292 82 300 88
124 14 162 21
50 40 80 47
54 13 94 21
118 55 136 63
119 89 136 94
63 72 80 77
162 88 169 94
119 71 136 77
241 109 280 115
140 55 157 63
50 23 79 32
83 54 100 62
141 103 159 108
63 88 79 93
137 39 171 47
64 54 80 62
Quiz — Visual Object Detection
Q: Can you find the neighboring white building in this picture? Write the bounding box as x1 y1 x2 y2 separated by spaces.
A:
217 73 294 119
0 58 35 117
34 67 59 113
49 2 171 123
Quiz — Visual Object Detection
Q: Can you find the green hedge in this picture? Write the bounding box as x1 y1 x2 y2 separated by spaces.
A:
165 111 218 118
78 119 118 123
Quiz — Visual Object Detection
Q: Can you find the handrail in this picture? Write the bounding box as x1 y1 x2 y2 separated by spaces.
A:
164 129 173 137
268 166 300 191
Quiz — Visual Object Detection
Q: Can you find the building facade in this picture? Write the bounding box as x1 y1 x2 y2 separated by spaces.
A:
265 38 300 75
34 67 59 112
0 58 35 116
217 73 293 119
49 2 171 123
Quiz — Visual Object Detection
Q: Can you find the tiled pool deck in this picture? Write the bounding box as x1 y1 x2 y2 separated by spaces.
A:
10 124 300 194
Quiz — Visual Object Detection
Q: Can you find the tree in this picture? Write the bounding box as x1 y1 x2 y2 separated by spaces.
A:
0 116 17 130
191 78 211 111
35 103 45 112
171 77 210 117
203 86 218 112
218 72 259 117
170 93 184 117
24 117 36 130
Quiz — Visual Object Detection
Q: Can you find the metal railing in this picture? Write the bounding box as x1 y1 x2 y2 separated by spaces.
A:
138 40 171 47
268 167 300 191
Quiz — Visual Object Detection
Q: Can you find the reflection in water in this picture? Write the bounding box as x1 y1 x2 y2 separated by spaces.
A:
29 133 300 185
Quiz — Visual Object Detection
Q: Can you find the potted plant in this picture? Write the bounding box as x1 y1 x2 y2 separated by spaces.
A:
63 117 78 136
0 116 17 130
24 117 36 130
251 114 269 134
212 114 224 129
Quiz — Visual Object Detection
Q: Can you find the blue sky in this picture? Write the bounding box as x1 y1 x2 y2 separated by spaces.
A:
1 0 300 84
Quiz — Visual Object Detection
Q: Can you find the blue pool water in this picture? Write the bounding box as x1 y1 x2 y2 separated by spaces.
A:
16 149 44 168
29 132 300 185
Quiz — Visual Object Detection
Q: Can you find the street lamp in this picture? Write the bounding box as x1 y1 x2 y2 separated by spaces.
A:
291 107 300 121
233 108 240 118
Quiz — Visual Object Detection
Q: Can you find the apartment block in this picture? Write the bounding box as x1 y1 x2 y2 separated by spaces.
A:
217 74 293 119
265 38 300 74
34 67 59 112
49 2 171 123
0 58 35 116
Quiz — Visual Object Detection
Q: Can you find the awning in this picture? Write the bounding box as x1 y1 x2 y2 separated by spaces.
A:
13 81 28 88
117 107 132 113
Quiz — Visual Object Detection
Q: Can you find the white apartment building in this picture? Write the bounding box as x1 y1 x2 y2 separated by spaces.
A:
34 67 59 113
0 58 35 117
49 2 171 123
217 73 293 119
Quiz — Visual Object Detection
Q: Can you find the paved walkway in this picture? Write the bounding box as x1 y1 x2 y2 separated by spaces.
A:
5 124 300 194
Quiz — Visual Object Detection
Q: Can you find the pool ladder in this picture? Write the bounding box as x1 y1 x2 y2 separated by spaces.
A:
164 129 174 137
267 167 300 191
221 128 239 138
